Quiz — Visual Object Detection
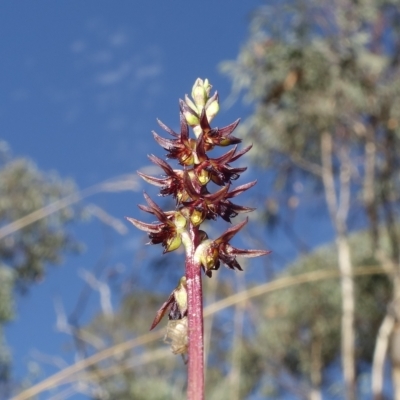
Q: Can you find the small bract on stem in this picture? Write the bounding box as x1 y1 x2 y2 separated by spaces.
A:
127 78 270 400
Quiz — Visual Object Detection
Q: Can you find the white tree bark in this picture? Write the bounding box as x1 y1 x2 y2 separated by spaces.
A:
336 235 355 400
390 275 400 400
372 313 395 400
309 338 322 400
321 132 355 400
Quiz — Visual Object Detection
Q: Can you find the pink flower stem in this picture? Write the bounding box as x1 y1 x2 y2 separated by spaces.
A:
185 223 204 400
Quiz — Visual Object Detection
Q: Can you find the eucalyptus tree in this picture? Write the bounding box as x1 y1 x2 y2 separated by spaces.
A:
222 0 400 398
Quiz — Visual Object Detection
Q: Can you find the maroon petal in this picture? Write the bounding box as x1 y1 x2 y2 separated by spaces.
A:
137 171 167 187
227 180 257 198
125 217 163 234
183 171 201 200
212 146 237 165
195 132 208 162
152 131 177 151
225 166 248 176
199 109 212 132
143 192 168 222
223 244 271 258
227 203 256 214
157 119 179 138
217 118 240 137
137 203 155 214
219 254 243 271
216 217 248 243
148 154 175 175
204 184 230 203
150 292 175 330
179 112 190 142
230 144 253 162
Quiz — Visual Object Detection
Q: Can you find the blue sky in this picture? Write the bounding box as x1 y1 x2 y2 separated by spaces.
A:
0 2 336 399
0 1 262 185
0 1 264 397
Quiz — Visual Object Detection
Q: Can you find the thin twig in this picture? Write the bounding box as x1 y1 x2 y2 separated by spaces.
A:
0 174 139 240
85 204 128 235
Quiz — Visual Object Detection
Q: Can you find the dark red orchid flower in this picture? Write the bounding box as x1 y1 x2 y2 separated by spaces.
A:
195 134 252 185
152 114 197 166
196 218 271 277
137 154 188 202
179 100 242 151
197 109 241 151
126 192 186 253
183 175 257 222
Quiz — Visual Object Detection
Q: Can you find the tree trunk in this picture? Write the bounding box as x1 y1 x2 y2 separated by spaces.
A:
228 272 246 400
321 132 355 400
336 234 356 400
309 337 322 400
372 313 395 400
390 275 400 400
309 388 322 400
379 126 400 399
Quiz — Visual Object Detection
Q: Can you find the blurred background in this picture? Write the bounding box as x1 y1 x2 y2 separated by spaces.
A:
1 0 400 399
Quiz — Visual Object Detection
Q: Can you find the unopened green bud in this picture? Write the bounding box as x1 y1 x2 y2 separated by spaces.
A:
184 94 197 113
206 99 219 122
219 137 232 146
190 208 206 226
205 91 219 122
174 277 187 314
192 78 212 112
183 109 200 126
166 234 182 253
203 78 211 94
181 99 200 127
173 211 187 229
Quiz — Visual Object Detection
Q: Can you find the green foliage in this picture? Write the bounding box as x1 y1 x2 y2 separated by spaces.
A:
221 0 400 172
0 156 79 285
249 229 391 394
0 266 14 324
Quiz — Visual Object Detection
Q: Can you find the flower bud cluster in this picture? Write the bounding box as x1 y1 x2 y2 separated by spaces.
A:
127 79 270 331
